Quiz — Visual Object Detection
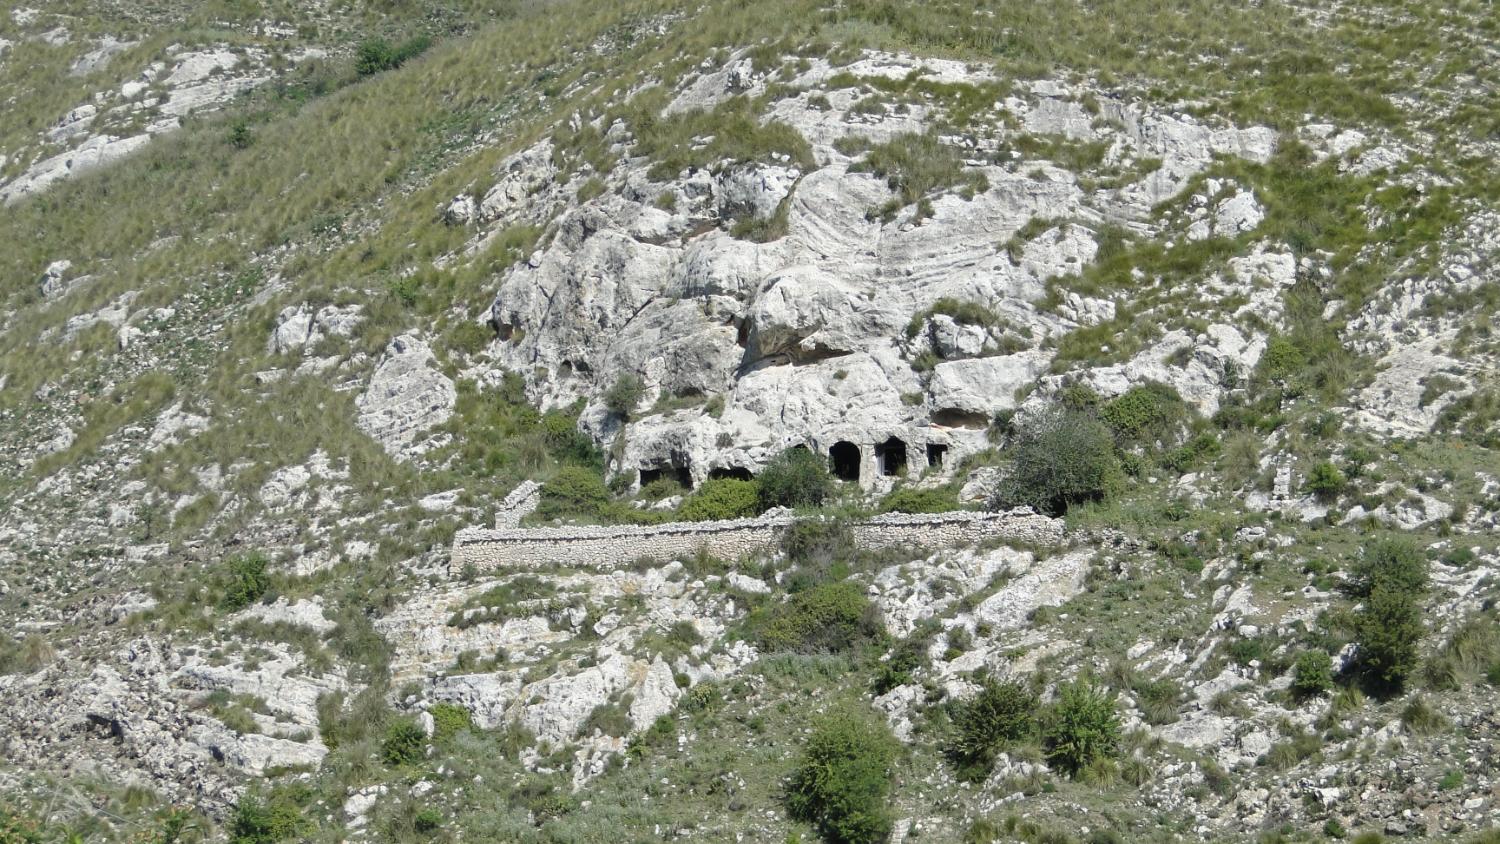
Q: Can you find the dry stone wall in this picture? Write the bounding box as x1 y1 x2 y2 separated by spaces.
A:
449 509 1063 574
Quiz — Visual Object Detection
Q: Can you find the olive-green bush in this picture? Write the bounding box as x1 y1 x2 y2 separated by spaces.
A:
220 553 271 612
381 719 427 766
786 707 899 844
1350 539 1430 693
946 678 1038 782
679 478 761 521
994 408 1120 516
878 485 961 514
758 447 834 510
1291 650 1335 699
1043 681 1121 776
754 581 882 654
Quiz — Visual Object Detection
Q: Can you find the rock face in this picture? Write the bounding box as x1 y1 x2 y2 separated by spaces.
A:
355 335 457 458
475 53 1280 491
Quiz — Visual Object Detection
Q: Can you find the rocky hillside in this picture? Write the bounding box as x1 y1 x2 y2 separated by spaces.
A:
1 0 1498 842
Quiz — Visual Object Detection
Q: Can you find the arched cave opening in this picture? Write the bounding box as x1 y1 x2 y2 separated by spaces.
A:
709 466 754 482
829 441 861 482
876 437 908 477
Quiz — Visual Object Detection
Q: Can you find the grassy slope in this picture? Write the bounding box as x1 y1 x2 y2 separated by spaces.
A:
0 0 1498 841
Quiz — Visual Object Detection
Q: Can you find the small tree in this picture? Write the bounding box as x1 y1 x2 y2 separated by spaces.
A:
786 707 899 844
1291 650 1335 699
1350 538 1429 597
758 448 833 510
1043 681 1121 776
228 787 310 844
946 678 1038 781
1350 539 1430 694
993 407 1119 516
1357 588 1426 693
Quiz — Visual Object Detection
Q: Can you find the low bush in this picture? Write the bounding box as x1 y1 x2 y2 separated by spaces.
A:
786 707 899 844
603 373 646 418
220 553 271 612
994 407 1120 516
1043 682 1121 776
381 719 426 766
879 485 961 514
782 519 856 588
1305 460 1346 501
428 703 473 742
905 298 1001 338
754 581 882 654
536 466 610 521
872 635 929 695
851 130 988 220
1400 696 1448 735
228 786 311 844
946 678 1038 781
758 448 834 510
1099 382 1186 446
679 478 761 521
1291 650 1335 699
355 35 433 77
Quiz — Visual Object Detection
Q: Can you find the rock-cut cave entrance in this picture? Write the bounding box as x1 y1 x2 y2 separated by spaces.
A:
639 465 693 490
876 437 908 477
828 441 861 482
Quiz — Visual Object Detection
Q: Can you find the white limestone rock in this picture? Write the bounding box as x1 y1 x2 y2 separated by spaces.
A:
355 335 456 459
927 351 1053 418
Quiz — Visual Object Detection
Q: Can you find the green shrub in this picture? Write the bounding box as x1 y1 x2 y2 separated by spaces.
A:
1350 539 1430 693
946 678 1038 782
679 478 761 521
603 373 646 418
536 466 611 521
879 485 960 514
1099 382 1185 445
220 553 271 612
1258 335 1307 382
786 707 899 844
1356 589 1426 693
851 131 988 220
872 637 928 695
1128 676 1184 725
1043 682 1121 776
1305 460 1346 501
355 35 432 77
1399 696 1448 735
1291 650 1334 699
228 786 311 844
781 518 856 587
755 581 881 654
905 298 1001 338
758 448 833 510
428 703 473 742
413 807 442 833
381 719 427 766
1350 539 1430 597
994 407 1120 516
